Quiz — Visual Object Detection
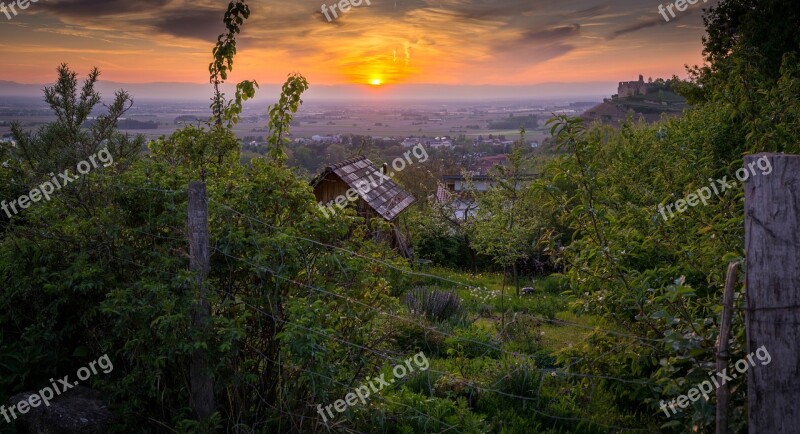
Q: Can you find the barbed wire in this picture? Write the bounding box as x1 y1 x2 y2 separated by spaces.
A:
212 244 654 387
102 251 455 433
208 198 670 346
234 318 459 434
207 282 652 432
4 180 663 430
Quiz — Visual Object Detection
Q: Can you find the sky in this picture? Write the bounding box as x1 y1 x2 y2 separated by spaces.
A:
0 0 716 99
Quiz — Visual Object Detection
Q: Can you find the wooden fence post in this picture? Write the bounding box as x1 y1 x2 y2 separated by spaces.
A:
716 261 739 434
189 181 215 420
744 154 800 433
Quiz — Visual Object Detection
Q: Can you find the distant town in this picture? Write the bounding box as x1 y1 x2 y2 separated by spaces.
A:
0 74 686 175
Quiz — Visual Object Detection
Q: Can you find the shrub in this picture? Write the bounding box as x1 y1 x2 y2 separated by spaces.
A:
480 355 540 408
498 313 543 354
443 327 501 359
537 275 564 294
354 388 487 433
405 287 466 324
392 318 446 357
477 304 494 318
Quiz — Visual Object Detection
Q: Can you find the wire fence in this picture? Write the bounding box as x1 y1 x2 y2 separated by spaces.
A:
7 179 666 432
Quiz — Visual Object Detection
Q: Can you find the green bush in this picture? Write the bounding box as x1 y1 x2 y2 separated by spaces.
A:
354 388 488 433
405 287 467 325
498 313 542 354
443 326 501 359
391 318 446 357
537 275 565 294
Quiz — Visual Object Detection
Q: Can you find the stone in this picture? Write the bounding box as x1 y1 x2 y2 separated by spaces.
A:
9 386 112 433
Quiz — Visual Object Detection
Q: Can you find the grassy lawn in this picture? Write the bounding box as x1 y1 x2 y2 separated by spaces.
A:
396 267 660 432
413 267 608 354
539 311 602 351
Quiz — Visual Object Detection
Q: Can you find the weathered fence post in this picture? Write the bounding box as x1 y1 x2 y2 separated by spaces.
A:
744 154 800 433
189 181 215 420
716 261 739 434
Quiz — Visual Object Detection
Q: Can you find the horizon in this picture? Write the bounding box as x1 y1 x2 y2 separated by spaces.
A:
0 79 620 102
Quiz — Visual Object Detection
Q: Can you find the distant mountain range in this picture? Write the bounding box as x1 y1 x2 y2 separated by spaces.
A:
0 80 617 103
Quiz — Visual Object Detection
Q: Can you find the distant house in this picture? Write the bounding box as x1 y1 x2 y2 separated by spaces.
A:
475 137 505 147
437 154 535 221
401 138 420 148
311 135 342 143
435 184 479 221
311 155 416 256
476 154 508 174
442 174 495 194
427 136 453 149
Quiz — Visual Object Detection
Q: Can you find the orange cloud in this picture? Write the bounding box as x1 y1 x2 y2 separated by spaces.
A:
0 0 708 86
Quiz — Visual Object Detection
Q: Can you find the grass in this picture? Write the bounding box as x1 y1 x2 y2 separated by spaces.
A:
395 268 656 433
409 268 606 354
539 311 599 351
393 268 660 432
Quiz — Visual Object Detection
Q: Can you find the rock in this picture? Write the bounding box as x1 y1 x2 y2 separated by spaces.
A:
9 386 112 433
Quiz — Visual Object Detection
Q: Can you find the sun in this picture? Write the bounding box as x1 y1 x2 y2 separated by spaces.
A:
370 78 383 86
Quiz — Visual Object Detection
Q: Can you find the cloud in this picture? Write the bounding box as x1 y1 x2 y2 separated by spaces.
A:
485 24 579 67
607 1 710 39
445 0 539 21
562 5 611 19
150 9 224 41
520 24 580 43
37 0 171 17
3 0 710 86
608 18 663 39
512 43 576 64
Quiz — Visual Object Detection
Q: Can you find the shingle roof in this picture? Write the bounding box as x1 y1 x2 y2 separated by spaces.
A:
436 183 452 203
313 155 416 221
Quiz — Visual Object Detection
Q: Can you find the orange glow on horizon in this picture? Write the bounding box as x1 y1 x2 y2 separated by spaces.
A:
0 2 708 89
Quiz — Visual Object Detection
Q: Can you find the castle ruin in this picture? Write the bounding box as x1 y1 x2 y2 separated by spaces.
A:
617 74 648 97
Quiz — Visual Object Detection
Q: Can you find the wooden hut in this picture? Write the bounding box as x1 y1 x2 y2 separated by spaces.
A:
311 155 416 256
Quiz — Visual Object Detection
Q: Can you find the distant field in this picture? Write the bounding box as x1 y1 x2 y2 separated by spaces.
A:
0 99 575 144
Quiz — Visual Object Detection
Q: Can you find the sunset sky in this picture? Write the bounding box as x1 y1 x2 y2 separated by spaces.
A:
0 0 716 97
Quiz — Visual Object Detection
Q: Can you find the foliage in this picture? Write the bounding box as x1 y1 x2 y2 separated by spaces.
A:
405 286 467 324
701 0 800 81
471 129 541 296
532 23 800 427
266 74 309 165
443 327 502 359
209 0 258 129
2 0 799 433
472 130 536 267
405 210 472 269
496 312 542 354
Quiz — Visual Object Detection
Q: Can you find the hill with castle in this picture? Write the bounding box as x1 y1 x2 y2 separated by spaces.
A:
582 74 687 125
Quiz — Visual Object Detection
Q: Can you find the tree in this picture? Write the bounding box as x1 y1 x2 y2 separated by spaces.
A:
472 128 538 298
683 0 800 105
702 0 800 79
429 171 481 271
7 65 142 193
